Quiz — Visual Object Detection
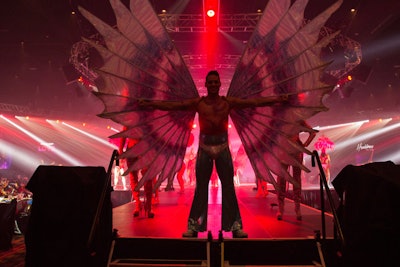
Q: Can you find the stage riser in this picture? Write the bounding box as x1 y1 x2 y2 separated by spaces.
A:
109 237 341 267
112 189 341 212
111 190 132 208
270 189 340 213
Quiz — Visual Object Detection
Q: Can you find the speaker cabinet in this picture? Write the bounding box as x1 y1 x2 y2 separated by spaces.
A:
25 166 112 267
0 199 17 250
333 161 400 267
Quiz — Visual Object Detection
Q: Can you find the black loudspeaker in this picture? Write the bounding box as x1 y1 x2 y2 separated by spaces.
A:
0 199 17 250
332 161 400 267
25 166 112 267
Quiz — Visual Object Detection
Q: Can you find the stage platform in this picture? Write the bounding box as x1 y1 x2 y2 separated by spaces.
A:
112 184 336 240
107 184 341 266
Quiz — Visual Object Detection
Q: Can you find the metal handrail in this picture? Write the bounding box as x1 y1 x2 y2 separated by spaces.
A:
87 149 119 250
311 150 345 247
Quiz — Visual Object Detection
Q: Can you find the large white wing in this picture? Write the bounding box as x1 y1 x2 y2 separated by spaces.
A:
79 0 199 190
228 0 342 188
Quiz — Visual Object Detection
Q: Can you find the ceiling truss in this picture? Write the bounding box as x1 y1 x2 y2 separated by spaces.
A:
70 13 361 86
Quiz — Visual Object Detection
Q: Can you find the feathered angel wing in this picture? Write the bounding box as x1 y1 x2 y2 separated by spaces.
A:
78 0 199 190
228 0 342 188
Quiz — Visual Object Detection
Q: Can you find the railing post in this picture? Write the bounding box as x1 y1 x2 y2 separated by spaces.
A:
312 150 345 247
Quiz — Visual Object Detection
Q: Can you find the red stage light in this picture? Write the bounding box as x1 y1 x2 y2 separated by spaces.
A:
337 75 353 87
203 0 219 68
203 0 219 26
298 93 306 102
206 9 215 18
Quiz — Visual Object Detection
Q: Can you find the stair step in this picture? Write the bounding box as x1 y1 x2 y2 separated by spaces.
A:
224 264 320 267
109 258 208 266
107 238 211 267
222 238 325 266
107 237 339 267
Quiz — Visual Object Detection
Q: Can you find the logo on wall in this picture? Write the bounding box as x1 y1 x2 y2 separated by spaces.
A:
356 143 374 151
38 142 54 152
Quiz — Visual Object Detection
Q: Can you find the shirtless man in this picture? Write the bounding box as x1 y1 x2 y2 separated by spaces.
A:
140 70 287 238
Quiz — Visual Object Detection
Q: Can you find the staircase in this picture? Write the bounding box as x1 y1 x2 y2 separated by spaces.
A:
107 236 212 266
107 235 341 267
222 238 333 266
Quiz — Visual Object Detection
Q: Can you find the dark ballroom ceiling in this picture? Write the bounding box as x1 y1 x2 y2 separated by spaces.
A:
0 0 399 126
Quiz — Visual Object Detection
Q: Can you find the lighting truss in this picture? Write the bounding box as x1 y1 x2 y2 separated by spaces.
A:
0 103 30 116
0 102 84 119
318 25 362 79
69 41 101 82
70 12 361 85
159 13 262 33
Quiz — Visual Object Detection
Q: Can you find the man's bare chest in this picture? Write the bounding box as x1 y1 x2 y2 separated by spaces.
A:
198 99 229 118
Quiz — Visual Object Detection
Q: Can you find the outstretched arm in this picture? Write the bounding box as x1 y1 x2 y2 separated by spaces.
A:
139 98 200 111
227 94 288 109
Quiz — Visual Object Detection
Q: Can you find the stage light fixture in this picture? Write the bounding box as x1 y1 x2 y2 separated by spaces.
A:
203 0 219 26
207 9 215 18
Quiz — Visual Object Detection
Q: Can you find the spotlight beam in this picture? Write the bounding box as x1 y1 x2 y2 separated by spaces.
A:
1 115 83 165
336 122 400 150
0 140 40 173
314 120 369 131
61 122 117 149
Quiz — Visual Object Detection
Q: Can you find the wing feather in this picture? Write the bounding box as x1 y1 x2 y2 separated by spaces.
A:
79 0 197 189
228 0 342 186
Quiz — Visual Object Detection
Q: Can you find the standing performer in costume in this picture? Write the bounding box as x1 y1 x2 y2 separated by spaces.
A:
256 178 269 198
78 0 342 238
172 161 186 193
119 130 155 218
320 149 331 184
164 167 185 192
186 148 197 186
276 121 317 221
140 70 288 238
233 144 247 187
164 133 194 192
314 135 334 184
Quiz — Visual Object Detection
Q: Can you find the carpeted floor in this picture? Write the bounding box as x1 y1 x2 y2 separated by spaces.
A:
0 234 25 267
